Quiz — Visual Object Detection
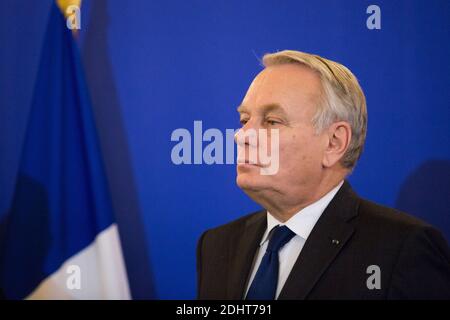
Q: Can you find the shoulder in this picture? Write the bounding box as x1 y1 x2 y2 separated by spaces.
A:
357 197 432 231
354 196 450 264
328 180 435 239
198 209 265 244
355 201 450 298
335 182 449 259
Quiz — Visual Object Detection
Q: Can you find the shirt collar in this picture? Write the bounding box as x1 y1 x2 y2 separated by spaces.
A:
260 180 344 246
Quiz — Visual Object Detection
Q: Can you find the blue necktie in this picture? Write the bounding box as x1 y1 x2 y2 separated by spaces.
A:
246 225 296 300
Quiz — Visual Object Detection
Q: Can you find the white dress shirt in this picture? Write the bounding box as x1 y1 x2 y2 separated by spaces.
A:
244 180 344 299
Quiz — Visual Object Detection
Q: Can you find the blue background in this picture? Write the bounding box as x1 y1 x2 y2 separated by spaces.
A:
1 0 449 299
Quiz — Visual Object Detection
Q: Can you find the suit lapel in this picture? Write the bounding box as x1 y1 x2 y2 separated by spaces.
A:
278 181 360 299
227 211 266 299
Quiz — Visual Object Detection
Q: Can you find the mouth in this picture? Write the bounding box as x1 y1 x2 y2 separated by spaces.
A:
237 159 263 167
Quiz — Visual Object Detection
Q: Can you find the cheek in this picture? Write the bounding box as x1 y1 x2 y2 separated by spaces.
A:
279 131 321 170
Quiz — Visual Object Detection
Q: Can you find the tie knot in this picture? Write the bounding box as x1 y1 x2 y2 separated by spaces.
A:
266 225 296 253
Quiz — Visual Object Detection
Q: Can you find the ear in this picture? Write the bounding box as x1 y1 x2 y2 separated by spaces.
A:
322 121 352 168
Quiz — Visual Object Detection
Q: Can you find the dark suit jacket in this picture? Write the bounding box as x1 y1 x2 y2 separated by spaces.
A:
197 181 450 299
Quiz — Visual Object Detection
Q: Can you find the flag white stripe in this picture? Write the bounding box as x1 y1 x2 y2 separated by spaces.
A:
27 224 131 300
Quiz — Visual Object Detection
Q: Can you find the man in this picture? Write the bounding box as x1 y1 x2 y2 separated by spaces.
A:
196 50 450 299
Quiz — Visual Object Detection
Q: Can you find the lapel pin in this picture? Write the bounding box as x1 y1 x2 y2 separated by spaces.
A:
331 239 340 245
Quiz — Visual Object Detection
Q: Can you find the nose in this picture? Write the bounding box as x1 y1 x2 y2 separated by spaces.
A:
235 126 258 147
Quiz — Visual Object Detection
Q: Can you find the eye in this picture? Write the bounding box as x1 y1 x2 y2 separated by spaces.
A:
266 119 280 126
240 119 248 126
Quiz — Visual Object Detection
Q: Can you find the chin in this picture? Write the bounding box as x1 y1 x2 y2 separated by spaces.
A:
236 171 268 193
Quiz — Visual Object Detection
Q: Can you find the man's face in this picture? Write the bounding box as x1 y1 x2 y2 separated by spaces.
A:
235 64 328 205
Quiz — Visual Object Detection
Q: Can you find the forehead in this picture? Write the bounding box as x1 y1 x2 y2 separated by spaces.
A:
240 64 322 116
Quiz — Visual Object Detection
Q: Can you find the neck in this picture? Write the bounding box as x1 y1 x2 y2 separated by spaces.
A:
251 176 345 223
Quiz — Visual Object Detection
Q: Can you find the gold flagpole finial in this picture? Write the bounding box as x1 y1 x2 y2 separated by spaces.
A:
56 0 82 17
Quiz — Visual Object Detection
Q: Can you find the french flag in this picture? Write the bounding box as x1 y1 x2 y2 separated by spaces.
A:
0 1 131 299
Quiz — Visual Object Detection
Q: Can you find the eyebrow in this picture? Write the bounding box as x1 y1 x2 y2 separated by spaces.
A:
237 103 287 116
